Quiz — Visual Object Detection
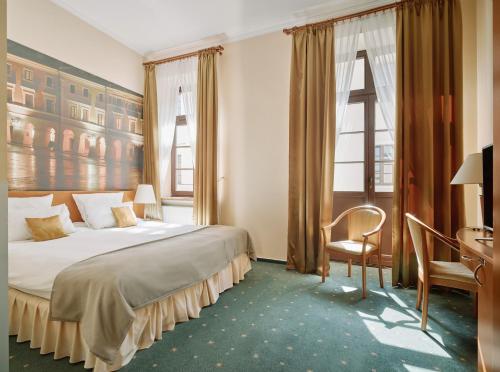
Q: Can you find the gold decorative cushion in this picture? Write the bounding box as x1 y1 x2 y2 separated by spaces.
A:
112 206 137 228
25 215 68 242
325 240 377 255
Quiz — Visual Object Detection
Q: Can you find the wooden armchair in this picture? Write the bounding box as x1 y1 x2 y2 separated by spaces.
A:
321 205 386 299
406 213 478 330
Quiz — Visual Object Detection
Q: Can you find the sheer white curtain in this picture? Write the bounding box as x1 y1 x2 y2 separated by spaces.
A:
361 10 396 137
334 20 361 143
156 56 198 196
178 57 198 159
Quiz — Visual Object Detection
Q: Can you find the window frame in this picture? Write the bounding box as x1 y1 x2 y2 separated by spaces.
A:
45 98 55 113
333 50 393 198
97 111 105 126
70 104 78 119
23 90 35 108
171 115 194 198
23 68 33 82
81 107 89 122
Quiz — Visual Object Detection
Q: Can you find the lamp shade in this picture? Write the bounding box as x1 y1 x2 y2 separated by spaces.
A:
450 153 483 185
134 184 156 204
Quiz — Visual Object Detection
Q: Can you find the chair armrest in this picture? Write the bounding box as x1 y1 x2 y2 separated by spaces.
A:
321 211 349 233
433 233 461 254
362 226 383 238
362 214 386 238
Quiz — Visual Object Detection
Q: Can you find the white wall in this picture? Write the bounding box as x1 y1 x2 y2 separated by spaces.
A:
0 0 8 368
219 31 290 261
7 0 144 94
476 0 494 149
462 0 479 226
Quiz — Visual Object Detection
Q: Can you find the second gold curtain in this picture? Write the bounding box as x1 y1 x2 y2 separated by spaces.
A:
392 0 464 287
194 51 219 225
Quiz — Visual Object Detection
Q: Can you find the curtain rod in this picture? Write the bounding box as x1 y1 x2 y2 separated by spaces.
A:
143 45 224 67
283 2 401 35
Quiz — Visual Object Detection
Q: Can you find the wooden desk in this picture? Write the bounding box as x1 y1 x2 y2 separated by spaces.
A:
457 228 494 372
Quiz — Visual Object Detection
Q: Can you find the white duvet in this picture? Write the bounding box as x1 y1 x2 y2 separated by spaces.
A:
8 221 205 299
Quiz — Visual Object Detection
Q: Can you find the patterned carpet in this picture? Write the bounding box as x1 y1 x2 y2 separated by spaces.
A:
9 261 477 371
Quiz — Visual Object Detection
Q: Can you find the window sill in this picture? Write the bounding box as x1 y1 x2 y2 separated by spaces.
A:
162 197 193 207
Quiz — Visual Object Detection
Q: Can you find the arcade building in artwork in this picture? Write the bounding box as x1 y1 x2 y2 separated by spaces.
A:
5 43 144 191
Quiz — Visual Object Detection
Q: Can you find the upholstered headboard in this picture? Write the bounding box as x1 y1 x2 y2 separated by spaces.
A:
7 190 143 222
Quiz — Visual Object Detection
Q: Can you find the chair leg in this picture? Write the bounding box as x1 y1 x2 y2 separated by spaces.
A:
421 282 430 331
321 249 326 283
347 258 352 277
361 256 367 299
377 255 384 288
416 279 423 310
473 292 478 318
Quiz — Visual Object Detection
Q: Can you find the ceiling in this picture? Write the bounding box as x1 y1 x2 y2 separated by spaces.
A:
51 0 391 58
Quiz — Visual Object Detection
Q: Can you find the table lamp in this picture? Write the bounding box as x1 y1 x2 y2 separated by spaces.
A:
451 152 483 225
451 153 483 186
134 184 157 219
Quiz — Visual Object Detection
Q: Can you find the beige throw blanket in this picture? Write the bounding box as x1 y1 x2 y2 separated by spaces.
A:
49 225 255 363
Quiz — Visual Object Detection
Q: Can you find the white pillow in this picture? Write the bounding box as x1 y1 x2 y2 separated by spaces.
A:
8 204 75 242
8 194 53 210
84 201 135 229
72 192 124 223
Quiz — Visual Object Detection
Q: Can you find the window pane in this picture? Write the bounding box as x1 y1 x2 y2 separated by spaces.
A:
335 133 364 162
375 102 387 130
175 147 193 168
176 124 190 146
375 162 393 192
176 170 193 192
340 102 364 132
350 58 365 91
334 162 364 192
375 132 394 160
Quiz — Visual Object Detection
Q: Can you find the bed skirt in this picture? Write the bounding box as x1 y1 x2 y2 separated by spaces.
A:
9 253 252 371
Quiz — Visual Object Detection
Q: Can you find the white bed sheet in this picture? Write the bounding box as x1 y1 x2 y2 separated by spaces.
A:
8 221 205 299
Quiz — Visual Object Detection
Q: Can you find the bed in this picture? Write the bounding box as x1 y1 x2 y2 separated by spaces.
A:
8 190 255 371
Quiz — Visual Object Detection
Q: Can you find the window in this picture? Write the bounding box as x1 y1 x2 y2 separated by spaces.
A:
45 98 55 113
171 116 194 197
7 63 11 75
83 88 89 98
7 88 13 103
24 92 34 108
70 84 76 94
115 116 122 130
81 107 89 122
23 68 33 81
129 119 136 133
70 104 78 119
46 76 54 88
97 112 105 126
374 103 394 192
98 93 104 102
334 51 394 193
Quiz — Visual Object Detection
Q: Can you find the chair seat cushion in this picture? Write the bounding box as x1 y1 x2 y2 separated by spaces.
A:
326 240 376 255
429 261 476 285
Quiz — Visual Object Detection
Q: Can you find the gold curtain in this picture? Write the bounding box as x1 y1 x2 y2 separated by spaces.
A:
392 0 464 287
143 65 163 220
194 51 219 225
287 27 336 274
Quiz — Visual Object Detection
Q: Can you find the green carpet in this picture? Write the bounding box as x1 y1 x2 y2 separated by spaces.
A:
9 261 476 371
